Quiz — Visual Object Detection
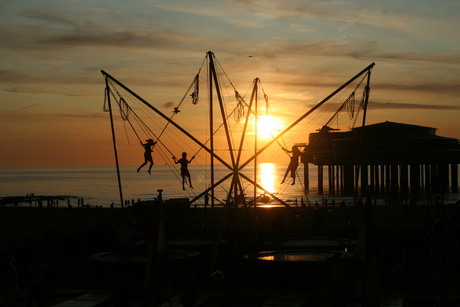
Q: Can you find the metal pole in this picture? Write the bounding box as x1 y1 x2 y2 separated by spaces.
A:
236 79 257 166
100 69 232 171
254 79 258 205
209 53 236 167
207 51 215 208
105 78 124 207
239 62 376 171
209 52 242 206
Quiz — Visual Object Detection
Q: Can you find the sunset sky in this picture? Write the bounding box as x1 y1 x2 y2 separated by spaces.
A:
1 0 459 167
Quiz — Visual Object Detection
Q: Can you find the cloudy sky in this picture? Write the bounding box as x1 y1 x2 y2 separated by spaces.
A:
1 0 459 167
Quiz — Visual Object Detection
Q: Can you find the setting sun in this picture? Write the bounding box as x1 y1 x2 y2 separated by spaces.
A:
256 115 282 140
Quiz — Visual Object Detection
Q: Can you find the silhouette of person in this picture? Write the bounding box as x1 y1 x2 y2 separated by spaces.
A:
137 139 156 174
281 146 301 185
173 152 195 190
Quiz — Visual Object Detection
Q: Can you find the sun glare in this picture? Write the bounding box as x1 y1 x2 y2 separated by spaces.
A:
258 162 276 194
257 115 282 140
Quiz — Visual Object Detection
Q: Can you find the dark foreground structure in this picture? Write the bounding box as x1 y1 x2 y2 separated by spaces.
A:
301 121 460 196
1 199 460 306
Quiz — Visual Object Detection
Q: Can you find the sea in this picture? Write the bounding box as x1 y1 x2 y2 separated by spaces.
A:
1 163 458 207
0 163 321 207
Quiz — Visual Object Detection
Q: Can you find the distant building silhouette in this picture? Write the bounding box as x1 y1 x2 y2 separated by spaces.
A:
301 121 460 196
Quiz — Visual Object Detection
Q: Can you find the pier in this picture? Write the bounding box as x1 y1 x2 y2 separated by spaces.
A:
301 121 460 196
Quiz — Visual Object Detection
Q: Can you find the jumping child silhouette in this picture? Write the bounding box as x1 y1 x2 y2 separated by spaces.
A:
137 139 156 174
173 152 195 190
281 146 301 185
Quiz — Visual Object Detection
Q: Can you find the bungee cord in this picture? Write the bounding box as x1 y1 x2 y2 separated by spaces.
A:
102 54 374 207
104 67 231 199
252 69 371 201
108 85 195 186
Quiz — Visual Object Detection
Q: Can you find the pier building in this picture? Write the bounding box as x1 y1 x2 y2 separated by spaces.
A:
301 121 460 196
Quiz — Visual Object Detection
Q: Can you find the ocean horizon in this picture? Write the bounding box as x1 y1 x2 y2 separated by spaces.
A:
1 164 458 207
0 163 320 207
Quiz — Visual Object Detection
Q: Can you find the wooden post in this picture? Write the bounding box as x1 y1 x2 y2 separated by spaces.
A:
361 164 368 195
431 164 439 193
385 165 391 194
328 165 333 194
318 165 324 195
380 165 385 195
343 164 354 195
391 164 399 194
439 163 449 193
374 165 380 194
336 165 341 194
370 165 375 193
451 164 459 192
400 164 409 196
410 164 421 195
304 161 309 190
424 164 431 193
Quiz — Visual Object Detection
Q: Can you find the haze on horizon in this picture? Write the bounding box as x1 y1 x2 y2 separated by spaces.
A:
1 0 459 167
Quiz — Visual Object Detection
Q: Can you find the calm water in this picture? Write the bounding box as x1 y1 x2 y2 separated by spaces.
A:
0 163 319 207
1 164 457 207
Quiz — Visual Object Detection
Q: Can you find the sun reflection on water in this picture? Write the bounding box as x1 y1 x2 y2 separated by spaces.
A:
257 162 277 195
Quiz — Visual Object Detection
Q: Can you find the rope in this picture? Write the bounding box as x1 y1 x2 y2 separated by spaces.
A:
105 55 208 162
107 85 143 143
156 72 201 144
122 120 132 144
191 74 199 105
322 72 368 130
103 86 109 112
345 92 356 119
151 55 207 156
107 80 178 157
233 91 245 122
106 77 212 198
